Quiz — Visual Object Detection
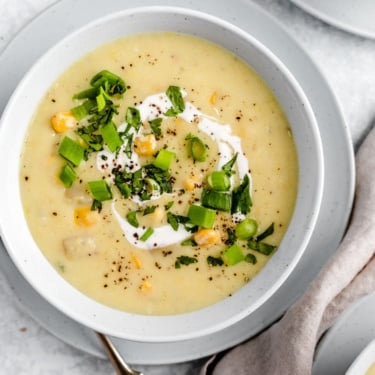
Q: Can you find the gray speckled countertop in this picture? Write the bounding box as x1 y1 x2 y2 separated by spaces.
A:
1 0 374 374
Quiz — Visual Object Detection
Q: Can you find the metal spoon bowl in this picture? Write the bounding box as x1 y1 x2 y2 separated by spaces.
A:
96 332 144 375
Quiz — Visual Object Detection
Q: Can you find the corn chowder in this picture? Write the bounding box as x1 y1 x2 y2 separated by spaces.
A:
20 32 298 315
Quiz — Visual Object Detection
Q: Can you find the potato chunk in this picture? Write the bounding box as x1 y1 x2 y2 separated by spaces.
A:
63 236 97 260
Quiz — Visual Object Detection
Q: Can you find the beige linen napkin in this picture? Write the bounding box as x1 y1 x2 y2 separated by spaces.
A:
201 126 375 375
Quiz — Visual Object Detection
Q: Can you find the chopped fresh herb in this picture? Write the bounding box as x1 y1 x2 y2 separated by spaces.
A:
126 107 142 132
207 255 224 266
244 253 257 264
126 210 139 228
225 227 237 245
149 118 162 136
59 164 76 188
167 212 179 231
247 240 276 256
140 227 154 241
181 238 197 246
143 164 173 194
231 174 252 215
58 136 85 167
125 134 134 158
175 255 198 269
89 70 126 96
164 201 174 210
165 86 185 116
222 153 238 176
256 222 275 242
76 130 103 155
91 199 102 212
113 171 132 198
143 205 157 216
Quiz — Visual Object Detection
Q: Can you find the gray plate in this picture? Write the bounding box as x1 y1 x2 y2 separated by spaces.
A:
0 0 355 365
290 0 375 39
312 293 375 375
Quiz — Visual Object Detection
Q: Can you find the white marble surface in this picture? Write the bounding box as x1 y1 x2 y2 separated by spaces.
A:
1 0 375 374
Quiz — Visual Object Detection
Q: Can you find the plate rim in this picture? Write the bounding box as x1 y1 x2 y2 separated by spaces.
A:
289 0 375 39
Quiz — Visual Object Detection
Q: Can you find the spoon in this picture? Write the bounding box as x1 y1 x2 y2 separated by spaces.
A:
96 332 144 375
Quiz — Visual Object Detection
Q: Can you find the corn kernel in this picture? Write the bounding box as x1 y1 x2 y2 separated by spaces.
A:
184 174 202 191
51 111 76 133
131 253 142 269
209 91 217 105
140 281 152 292
133 134 157 156
194 228 221 246
74 207 99 227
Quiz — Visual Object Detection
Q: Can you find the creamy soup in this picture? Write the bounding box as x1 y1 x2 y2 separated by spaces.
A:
366 362 375 375
20 32 298 315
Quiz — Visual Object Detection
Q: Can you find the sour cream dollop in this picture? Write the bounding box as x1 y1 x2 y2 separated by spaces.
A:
96 90 251 250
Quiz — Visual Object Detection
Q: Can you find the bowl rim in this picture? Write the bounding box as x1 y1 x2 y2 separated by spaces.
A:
346 338 375 374
0 5 324 342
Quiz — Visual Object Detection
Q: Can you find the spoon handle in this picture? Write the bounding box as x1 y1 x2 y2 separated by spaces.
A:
96 332 144 375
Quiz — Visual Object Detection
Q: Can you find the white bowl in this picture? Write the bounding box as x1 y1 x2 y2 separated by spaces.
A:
0 6 324 342
346 339 375 374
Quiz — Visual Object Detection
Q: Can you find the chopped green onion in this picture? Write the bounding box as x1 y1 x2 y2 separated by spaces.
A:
152 149 175 171
59 164 76 188
101 122 123 152
58 136 85 166
235 218 258 240
244 253 257 264
186 134 207 162
140 227 154 241
73 87 99 100
207 171 231 191
115 181 132 198
201 190 231 211
88 180 112 201
222 153 238 176
71 99 96 120
247 240 276 256
181 238 197 246
90 70 126 96
175 255 198 269
126 107 142 131
144 178 160 194
165 86 185 116
96 92 106 113
126 210 139 228
149 118 162 136
207 255 224 266
231 174 252 215
256 223 275 242
187 204 216 229
222 244 244 265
